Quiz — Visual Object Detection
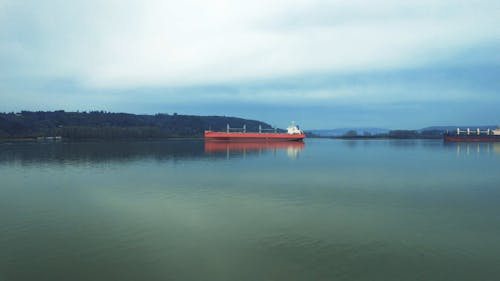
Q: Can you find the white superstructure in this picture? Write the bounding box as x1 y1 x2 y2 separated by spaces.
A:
455 126 500 135
493 127 500 135
287 122 303 135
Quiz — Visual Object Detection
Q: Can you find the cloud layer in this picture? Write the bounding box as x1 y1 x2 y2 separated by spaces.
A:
2 0 499 87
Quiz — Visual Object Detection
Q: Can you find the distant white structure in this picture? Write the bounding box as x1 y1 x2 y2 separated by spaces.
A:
287 121 303 135
493 127 500 135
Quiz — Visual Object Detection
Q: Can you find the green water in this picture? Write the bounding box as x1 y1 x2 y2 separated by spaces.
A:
1 139 499 281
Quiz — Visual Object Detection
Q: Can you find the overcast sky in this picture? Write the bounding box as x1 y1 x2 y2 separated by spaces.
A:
1 0 499 129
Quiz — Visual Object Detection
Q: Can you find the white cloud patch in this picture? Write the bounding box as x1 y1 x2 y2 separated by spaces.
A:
1 0 499 89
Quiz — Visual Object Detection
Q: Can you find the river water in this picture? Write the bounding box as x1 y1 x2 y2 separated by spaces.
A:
1 139 499 281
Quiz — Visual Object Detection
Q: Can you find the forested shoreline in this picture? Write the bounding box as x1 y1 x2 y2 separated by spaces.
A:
0 111 273 139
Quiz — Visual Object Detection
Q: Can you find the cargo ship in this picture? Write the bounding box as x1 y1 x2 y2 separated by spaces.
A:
444 126 500 142
205 122 305 141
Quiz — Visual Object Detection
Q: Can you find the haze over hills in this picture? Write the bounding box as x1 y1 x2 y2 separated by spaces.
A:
1 110 498 139
308 128 390 137
309 125 499 137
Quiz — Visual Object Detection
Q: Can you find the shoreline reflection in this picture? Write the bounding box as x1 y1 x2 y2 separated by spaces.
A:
0 140 205 165
0 140 307 165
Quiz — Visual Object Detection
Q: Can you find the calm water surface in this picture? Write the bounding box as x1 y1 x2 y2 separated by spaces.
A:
1 139 499 281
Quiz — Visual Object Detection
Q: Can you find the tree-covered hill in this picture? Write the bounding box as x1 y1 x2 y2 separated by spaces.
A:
0 111 274 139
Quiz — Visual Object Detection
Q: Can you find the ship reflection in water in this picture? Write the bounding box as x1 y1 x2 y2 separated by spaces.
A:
205 141 305 160
451 142 500 156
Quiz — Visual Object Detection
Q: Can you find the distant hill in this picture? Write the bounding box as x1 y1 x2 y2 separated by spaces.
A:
0 111 274 139
308 128 390 137
309 125 499 137
418 125 498 132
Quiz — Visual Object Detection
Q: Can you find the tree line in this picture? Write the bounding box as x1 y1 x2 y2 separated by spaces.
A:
0 111 273 139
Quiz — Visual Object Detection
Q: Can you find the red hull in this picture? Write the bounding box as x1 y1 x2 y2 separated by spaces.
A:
444 135 500 142
204 131 305 141
205 141 304 153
